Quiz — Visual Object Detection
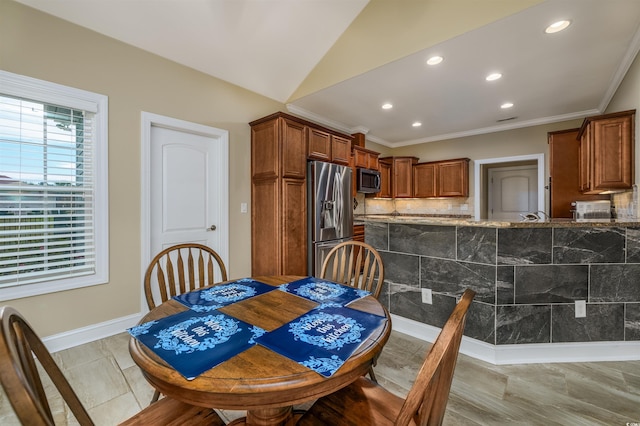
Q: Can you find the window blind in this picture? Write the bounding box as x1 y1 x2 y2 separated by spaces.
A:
0 95 97 287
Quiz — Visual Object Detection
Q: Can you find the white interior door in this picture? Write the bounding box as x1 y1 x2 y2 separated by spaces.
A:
142 112 229 307
488 166 537 221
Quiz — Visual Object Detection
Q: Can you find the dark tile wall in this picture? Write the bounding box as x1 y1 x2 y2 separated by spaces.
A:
366 222 640 345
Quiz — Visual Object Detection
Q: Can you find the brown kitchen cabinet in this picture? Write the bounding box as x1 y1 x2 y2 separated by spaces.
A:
250 113 308 276
353 146 379 170
353 224 365 242
549 128 609 217
413 162 437 197
413 158 469 198
307 127 331 162
331 134 351 165
378 157 418 198
578 109 635 193
376 158 392 198
438 158 470 197
307 127 351 165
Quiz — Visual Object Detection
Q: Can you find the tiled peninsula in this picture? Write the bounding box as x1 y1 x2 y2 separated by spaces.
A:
362 215 640 362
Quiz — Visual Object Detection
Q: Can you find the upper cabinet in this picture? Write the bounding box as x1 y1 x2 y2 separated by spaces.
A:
414 158 470 198
307 127 351 165
353 146 379 170
386 157 418 198
377 157 470 199
578 110 635 194
376 158 392 198
436 158 470 197
413 162 437 198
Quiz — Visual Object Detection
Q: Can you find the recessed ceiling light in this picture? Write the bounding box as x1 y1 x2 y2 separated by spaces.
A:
486 73 502 81
412 122 422 127
501 102 514 109
545 20 571 34
426 56 443 66
382 103 393 110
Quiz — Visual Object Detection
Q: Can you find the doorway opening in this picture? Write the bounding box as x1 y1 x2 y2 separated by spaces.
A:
474 154 545 220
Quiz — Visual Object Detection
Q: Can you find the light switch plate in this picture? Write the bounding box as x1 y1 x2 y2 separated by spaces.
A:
575 300 586 318
421 288 433 304
240 202 248 213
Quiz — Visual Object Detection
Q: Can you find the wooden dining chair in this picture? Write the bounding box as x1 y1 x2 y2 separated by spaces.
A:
144 243 228 310
297 288 476 426
0 306 225 426
320 240 384 298
320 240 385 381
144 243 228 403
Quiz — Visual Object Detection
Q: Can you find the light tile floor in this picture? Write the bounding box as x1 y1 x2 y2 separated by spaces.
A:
1 330 639 425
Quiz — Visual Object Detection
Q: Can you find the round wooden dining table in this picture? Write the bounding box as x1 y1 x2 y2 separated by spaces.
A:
129 275 391 426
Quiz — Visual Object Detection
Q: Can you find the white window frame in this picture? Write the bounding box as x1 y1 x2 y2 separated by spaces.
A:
0 71 109 300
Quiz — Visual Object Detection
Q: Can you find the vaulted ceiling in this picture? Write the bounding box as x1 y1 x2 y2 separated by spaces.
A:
15 0 640 146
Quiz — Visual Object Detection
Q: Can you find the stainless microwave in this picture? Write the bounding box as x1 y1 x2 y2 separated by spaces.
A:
357 168 381 193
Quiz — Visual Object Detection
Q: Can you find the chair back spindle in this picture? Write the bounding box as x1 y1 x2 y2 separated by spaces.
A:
144 243 228 310
321 241 384 298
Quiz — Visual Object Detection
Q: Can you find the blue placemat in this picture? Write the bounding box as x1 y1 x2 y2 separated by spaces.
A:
256 306 386 377
279 277 370 307
128 309 265 380
173 278 276 312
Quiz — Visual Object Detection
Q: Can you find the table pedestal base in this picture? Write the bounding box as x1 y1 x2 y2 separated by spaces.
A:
227 407 305 426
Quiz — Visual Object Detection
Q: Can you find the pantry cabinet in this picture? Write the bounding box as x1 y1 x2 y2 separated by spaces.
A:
578 110 635 193
250 114 307 276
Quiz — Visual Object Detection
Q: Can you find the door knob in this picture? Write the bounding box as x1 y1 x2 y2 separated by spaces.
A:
207 225 217 231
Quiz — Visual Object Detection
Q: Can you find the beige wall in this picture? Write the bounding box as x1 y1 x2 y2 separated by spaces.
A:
0 1 283 336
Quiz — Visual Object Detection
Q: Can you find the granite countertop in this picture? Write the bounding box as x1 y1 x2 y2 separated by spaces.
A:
356 214 640 228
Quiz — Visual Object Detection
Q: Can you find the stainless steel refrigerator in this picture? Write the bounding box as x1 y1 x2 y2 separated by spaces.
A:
308 160 353 277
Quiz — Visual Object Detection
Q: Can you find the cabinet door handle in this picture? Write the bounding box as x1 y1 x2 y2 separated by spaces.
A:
207 225 217 231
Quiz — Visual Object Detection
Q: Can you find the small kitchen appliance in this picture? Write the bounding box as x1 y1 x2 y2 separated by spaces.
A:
356 167 381 193
572 200 612 220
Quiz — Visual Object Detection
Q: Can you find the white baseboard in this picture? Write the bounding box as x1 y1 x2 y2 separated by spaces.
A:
391 314 640 365
42 313 144 353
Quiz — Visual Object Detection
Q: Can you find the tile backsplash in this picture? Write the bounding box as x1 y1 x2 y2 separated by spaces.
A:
612 185 638 219
360 195 473 216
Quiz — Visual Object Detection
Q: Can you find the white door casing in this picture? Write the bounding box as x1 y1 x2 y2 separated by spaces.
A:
141 112 229 312
488 165 538 220
473 154 545 220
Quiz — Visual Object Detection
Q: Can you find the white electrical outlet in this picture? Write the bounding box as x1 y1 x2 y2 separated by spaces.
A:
421 288 433 304
240 202 248 213
460 203 469 211
575 300 586 318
